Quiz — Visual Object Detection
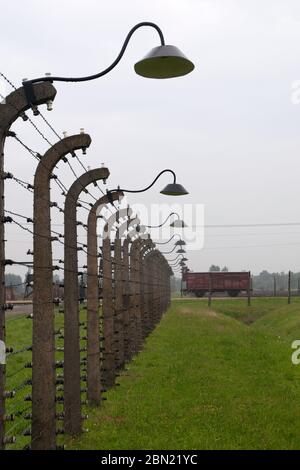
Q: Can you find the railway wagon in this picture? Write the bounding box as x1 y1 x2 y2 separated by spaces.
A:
182 271 251 297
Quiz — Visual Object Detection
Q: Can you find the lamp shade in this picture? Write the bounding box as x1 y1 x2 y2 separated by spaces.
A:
134 45 194 79
170 219 187 228
160 183 189 196
175 240 186 246
177 248 186 254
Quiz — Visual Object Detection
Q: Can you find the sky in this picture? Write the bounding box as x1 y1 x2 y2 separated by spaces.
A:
1 0 300 278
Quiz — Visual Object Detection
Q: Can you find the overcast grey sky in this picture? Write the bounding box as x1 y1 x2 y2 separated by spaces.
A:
1 0 300 277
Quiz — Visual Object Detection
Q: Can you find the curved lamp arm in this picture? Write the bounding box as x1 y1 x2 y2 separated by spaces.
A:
109 169 176 195
166 254 184 263
155 233 182 245
169 261 183 267
170 266 182 272
160 243 178 255
145 212 180 229
169 258 187 267
25 22 164 85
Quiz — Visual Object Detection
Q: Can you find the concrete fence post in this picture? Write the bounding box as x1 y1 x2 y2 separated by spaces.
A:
33 133 91 449
64 167 109 436
114 235 125 370
86 191 121 405
101 236 115 388
0 82 56 450
122 239 130 363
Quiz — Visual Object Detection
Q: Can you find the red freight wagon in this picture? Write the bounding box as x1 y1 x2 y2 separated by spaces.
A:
182 271 251 297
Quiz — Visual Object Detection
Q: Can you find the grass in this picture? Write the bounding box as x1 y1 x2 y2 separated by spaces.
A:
66 297 300 450
4 309 86 450
5 297 300 450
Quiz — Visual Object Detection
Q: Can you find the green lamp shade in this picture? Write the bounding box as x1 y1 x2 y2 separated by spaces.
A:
135 45 195 79
175 240 186 246
170 219 187 228
160 183 189 196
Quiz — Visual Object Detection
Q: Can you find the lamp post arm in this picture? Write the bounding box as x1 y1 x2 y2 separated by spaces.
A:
109 169 176 195
25 22 165 86
145 212 181 229
160 243 178 255
166 254 184 263
155 234 181 245
169 261 182 267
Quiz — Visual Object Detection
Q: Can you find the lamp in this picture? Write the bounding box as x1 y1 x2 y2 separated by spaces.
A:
175 239 186 246
155 234 186 245
108 170 188 201
160 183 189 197
170 219 187 228
145 212 187 230
135 45 194 79
23 22 194 106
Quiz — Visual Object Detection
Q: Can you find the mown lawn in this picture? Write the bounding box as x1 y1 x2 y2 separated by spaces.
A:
4 309 87 450
66 298 300 450
5 298 300 450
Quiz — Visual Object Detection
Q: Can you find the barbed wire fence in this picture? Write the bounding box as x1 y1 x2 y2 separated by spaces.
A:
0 75 172 450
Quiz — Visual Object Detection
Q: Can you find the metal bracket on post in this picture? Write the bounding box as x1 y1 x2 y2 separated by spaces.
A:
23 81 38 107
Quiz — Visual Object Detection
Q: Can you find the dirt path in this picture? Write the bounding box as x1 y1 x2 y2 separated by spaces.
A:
6 303 32 318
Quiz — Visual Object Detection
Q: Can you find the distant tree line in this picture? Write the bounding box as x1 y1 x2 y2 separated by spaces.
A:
5 273 23 296
170 276 181 293
251 270 300 292
209 265 229 272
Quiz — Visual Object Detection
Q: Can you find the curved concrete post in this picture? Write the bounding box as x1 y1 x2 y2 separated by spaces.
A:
135 238 145 352
143 249 156 333
154 252 170 320
101 209 138 381
159 255 166 318
129 239 142 357
33 133 91 449
155 253 163 323
135 239 148 346
101 208 132 386
140 239 155 338
0 82 56 450
101 234 115 388
155 253 162 320
113 210 140 370
122 239 130 362
114 233 125 370
163 258 172 311
86 191 122 405
167 265 172 308
144 249 167 328
64 167 109 436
